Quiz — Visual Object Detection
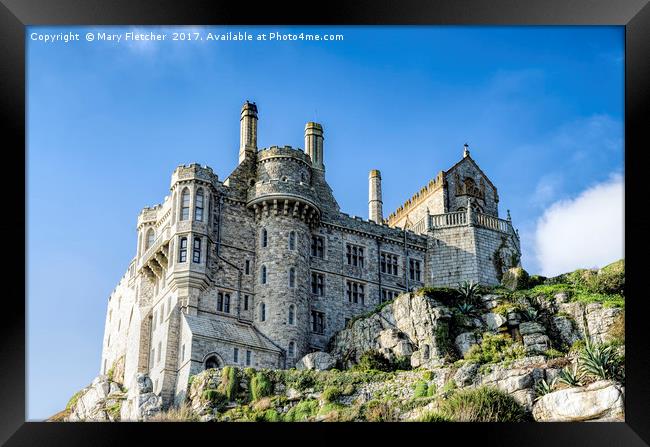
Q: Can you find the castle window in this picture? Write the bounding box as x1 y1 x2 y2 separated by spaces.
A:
311 235 324 258
245 260 250 275
409 259 422 282
380 253 399 276
288 231 296 250
180 188 190 221
381 289 399 303
261 265 267 284
218 292 231 313
346 244 364 267
234 347 239 363
259 302 266 322
244 295 249 311
288 304 296 325
246 350 252 366
205 355 220 370
346 280 365 305
178 237 188 263
289 267 296 288
288 342 295 358
311 311 325 334
261 228 268 248
192 237 201 263
194 188 204 221
145 228 155 250
311 272 324 296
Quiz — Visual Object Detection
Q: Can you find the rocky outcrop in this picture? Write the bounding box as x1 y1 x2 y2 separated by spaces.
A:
519 322 550 353
120 373 163 421
454 332 481 357
65 375 125 422
532 380 625 422
330 292 451 368
501 267 529 290
296 352 336 371
482 313 507 331
558 302 624 344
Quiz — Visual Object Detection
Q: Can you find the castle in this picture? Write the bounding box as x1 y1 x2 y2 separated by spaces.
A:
100 101 521 407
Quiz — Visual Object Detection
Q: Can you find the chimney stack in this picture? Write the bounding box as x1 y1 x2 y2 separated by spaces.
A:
304 122 324 171
239 101 258 163
368 169 383 223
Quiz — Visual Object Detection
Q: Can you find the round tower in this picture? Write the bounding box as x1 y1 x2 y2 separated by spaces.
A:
304 122 324 171
247 146 320 366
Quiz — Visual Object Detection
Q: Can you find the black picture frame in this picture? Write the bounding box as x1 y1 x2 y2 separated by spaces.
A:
2 0 648 445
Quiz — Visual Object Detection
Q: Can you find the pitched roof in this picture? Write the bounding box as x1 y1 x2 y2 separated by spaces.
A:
444 154 497 192
183 314 282 353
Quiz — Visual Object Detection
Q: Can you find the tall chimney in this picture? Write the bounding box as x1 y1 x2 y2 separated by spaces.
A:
304 122 324 171
239 101 258 163
368 169 383 223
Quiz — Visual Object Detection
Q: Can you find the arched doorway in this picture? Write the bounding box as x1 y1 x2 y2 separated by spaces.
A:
203 353 223 370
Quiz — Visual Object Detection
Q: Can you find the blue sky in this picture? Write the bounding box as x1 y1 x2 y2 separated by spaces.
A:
27 25 624 419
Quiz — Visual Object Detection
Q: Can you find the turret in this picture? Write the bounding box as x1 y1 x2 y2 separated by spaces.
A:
368 169 383 223
239 101 258 163
304 122 324 171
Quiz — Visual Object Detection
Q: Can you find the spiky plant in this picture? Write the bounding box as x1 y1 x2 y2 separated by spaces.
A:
456 281 480 305
534 378 556 401
579 340 620 381
456 301 478 317
520 307 540 322
557 364 583 387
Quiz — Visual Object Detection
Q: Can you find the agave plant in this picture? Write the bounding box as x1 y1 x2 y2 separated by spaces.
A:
520 307 540 322
579 340 620 381
455 301 478 317
534 378 556 401
456 281 480 305
557 364 583 387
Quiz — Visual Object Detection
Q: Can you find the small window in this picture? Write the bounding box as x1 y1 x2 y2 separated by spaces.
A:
180 188 190 221
217 292 231 313
311 311 325 334
192 237 202 263
245 260 250 275
288 341 295 358
409 259 422 282
261 228 268 248
380 253 399 276
289 267 296 288
288 304 295 325
178 237 188 263
261 265 267 284
246 350 252 366
288 231 296 250
346 244 364 267
259 302 266 322
145 228 155 250
243 295 249 311
311 235 324 258
194 188 204 221
311 272 324 296
346 281 365 305
381 289 399 303
234 347 239 363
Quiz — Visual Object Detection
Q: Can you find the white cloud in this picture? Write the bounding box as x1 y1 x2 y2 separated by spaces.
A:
534 173 623 277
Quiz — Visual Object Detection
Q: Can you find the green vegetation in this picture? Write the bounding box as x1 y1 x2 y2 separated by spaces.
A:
579 340 623 382
419 411 452 422
250 371 273 401
534 378 556 401
321 386 341 403
435 386 528 422
543 348 566 359
362 399 397 422
283 399 319 422
352 350 411 372
417 286 459 306
421 370 434 381
66 389 84 411
557 364 583 387
463 333 526 365
219 366 239 401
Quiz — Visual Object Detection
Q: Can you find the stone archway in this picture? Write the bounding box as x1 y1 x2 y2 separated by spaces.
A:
202 352 224 370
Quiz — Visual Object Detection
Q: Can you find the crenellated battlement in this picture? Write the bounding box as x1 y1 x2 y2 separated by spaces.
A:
386 171 445 224
170 163 219 188
258 145 311 165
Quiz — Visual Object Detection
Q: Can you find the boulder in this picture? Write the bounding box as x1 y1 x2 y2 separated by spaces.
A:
453 362 480 387
120 373 163 421
454 332 481 357
481 313 507 331
518 322 546 336
480 364 545 411
480 294 502 310
532 380 624 422
551 315 582 347
295 351 336 371
522 333 550 353
558 302 624 344
65 375 126 422
501 267 530 291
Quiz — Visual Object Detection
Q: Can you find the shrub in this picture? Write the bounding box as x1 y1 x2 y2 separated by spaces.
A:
543 349 565 359
342 384 355 396
419 411 452 422
414 381 429 398
579 341 622 381
148 402 199 422
322 386 341 403
427 383 437 397
437 386 528 422
202 389 228 410
261 409 281 422
441 379 457 395
464 333 525 365
534 378 556 401
363 400 397 422
354 350 400 372
528 275 547 288
392 355 412 371
250 371 273 401
283 399 319 422
219 366 239 401
417 286 458 306
421 370 434 381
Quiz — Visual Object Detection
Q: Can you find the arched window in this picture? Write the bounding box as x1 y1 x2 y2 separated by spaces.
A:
289 267 296 288
180 188 190 221
288 341 295 358
204 354 221 370
261 228 268 248
192 237 202 263
288 305 295 325
288 231 296 250
194 188 204 221
261 265 267 284
259 302 266 322
178 237 188 263
145 228 155 250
